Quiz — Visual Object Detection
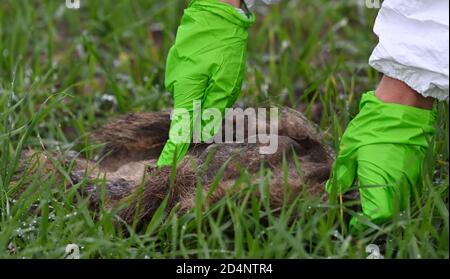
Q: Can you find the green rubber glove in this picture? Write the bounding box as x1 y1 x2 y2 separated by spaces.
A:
157 0 255 167
326 92 437 232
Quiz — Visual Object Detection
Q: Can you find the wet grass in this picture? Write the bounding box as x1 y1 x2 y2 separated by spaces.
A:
0 0 448 259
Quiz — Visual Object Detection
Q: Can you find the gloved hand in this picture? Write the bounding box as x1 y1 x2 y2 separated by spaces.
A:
326 92 437 232
157 0 255 167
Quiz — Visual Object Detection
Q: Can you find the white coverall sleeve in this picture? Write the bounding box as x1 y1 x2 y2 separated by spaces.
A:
369 0 449 101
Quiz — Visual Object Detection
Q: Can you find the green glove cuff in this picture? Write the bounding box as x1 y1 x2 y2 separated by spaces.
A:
189 0 256 28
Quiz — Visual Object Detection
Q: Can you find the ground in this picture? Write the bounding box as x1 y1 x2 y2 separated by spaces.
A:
0 0 448 259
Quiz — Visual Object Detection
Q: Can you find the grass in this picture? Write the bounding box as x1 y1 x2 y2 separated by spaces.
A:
0 0 448 259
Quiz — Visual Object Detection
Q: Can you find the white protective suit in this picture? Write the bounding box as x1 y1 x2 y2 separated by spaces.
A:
244 0 450 101
369 0 449 101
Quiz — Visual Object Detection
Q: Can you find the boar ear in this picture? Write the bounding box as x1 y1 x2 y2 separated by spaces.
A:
92 112 171 170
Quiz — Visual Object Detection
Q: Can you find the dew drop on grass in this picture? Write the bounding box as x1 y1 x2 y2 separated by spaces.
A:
76 44 85 58
281 40 290 52
97 94 118 111
260 83 269 94
332 230 340 238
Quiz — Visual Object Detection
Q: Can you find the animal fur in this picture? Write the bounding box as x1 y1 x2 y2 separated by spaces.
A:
18 108 335 228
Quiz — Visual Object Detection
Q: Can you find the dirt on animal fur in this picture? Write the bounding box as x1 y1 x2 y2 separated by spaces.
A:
18 108 335 228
